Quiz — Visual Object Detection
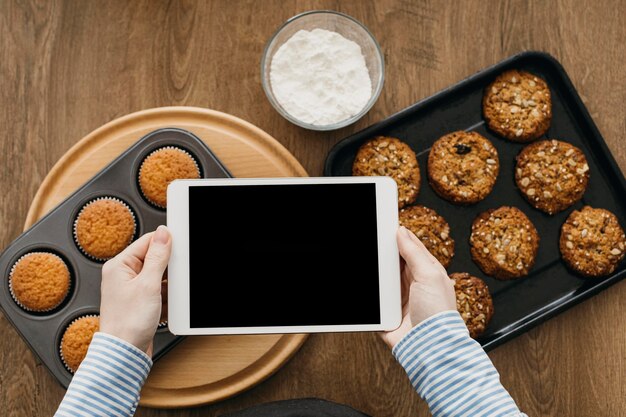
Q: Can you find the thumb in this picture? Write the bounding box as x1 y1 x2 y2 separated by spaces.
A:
397 226 432 272
141 225 171 283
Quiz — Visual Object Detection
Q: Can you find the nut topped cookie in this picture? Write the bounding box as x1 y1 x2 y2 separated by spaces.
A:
352 136 420 208
399 205 455 268
560 206 626 277
450 272 494 339
516 140 589 214
428 131 499 204
483 69 552 142
470 206 540 279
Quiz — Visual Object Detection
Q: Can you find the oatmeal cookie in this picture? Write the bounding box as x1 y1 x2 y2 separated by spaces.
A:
352 136 420 208
450 272 494 338
399 205 455 268
483 69 552 142
516 140 589 214
560 206 626 277
428 131 499 204
470 206 540 279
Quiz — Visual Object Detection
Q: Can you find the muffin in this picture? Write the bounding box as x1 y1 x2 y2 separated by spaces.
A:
60 315 100 373
560 206 626 277
427 131 499 204
470 206 540 279
352 136 420 208
450 272 494 339
399 205 455 268
74 197 136 261
139 147 201 208
515 139 589 215
483 69 552 142
9 252 71 312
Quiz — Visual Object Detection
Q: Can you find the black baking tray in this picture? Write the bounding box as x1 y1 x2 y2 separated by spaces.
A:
324 51 626 351
0 128 231 387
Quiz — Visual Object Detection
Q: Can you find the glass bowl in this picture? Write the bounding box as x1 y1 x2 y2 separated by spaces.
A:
261 10 385 131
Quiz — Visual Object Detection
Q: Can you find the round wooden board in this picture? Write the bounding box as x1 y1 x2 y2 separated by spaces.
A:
24 106 309 408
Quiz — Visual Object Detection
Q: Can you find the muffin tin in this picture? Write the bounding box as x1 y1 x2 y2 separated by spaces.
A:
0 128 231 387
324 51 626 351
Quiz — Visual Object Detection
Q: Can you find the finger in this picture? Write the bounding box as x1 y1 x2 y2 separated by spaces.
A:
399 226 449 279
115 232 154 265
139 226 172 287
397 226 437 272
101 232 154 279
404 227 443 266
399 259 411 306
401 275 410 309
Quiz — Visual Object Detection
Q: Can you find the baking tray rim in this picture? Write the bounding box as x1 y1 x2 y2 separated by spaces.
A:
323 50 626 351
0 127 229 386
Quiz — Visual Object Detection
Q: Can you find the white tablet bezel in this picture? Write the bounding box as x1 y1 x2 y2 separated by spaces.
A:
167 176 401 335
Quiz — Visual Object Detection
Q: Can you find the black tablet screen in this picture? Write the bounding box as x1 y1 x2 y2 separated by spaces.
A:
188 183 381 328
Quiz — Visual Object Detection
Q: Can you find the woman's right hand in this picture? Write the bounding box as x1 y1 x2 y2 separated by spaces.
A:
99 226 172 355
381 226 457 349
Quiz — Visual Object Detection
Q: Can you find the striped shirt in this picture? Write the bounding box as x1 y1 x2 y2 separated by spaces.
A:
55 311 526 416
393 310 527 417
54 333 151 417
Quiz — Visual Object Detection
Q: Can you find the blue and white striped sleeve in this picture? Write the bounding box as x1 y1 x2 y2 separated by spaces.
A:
54 332 152 417
393 310 527 417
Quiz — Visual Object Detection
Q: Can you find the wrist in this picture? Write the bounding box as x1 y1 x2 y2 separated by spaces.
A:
93 332 153 366
392 310 460 352
410 307 458 329
99 322 152 354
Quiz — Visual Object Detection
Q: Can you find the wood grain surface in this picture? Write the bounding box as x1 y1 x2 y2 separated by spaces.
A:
1 1 625 416
21 106 310 408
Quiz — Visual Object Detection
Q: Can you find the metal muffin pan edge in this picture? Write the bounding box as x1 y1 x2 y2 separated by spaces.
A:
0 127 232 388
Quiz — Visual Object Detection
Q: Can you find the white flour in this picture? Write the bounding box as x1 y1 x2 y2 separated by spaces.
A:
269 28 372 126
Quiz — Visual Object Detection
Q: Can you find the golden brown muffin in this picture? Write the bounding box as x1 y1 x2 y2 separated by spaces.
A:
470 206 540 280
74 197 136 261
450 272 494 338
428 131 499 204
515 139 589 215
399 205 455 268
60 315 100 373
9 252 70 312
352 136 420 208
139 147 201 208
560 206 626 277
483 69 552 142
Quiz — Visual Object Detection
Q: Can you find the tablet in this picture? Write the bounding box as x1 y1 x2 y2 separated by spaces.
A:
167 177 401 335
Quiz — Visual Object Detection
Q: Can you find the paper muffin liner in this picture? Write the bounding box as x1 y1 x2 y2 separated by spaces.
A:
73 196 137 262
8 251 71 313
137 146 201 209
59 313 100 374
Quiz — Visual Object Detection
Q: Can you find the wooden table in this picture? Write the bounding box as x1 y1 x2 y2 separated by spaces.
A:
1 1 624 416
